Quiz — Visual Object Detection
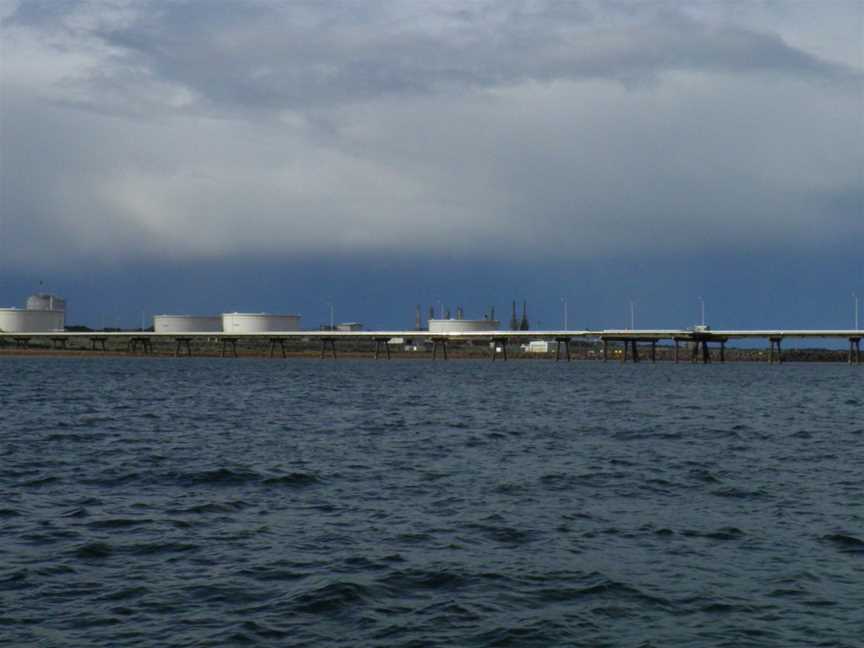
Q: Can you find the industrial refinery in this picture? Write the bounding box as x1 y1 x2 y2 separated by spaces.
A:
1 292 861 364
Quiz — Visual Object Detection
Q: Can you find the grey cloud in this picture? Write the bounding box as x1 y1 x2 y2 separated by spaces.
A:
4 0 858 118
1 0 861 272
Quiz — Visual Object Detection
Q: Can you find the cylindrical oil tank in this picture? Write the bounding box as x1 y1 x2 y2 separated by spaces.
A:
428 319 500 334
26 293 66 312
153 315 223 333
0 308 65 333
221 313 302 333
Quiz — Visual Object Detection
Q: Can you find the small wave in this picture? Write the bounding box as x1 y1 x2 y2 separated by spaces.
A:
289 581 371 614
62 507 89 518
682 527 746 541
239 620 289 640
395 532 432 544
184 468 262 486
380 569 467 593
77 415 117 427
74 542 113 559
494 481 526 494
45 433 106 442
19 476 60 488
127 541 199 556
0 570 29 589
261 472 320 487
96 586 150 602
87 518 152 529
0 508 21 518
821 533 864 553
467 523 538 545
80 473 140 487
688 468 721 483
540 472 610 490
710 486 767 499
168 500 250 515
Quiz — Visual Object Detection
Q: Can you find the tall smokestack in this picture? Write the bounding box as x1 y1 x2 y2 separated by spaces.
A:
510 301 518 330
520 300 530 331
415 304 422 331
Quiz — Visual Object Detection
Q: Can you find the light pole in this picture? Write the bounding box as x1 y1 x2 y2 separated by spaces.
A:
561 297 568 330
629 300 635 330
855 292 859 330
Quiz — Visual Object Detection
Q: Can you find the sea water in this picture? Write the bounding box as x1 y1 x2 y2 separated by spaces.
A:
1 357 861 646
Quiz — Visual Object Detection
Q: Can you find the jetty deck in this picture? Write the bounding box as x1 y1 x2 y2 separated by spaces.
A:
1 329 860 364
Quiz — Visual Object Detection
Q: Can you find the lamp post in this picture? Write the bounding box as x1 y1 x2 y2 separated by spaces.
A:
629 300 635 330
855 292 859 330
699 296 706 326
561 297 568 330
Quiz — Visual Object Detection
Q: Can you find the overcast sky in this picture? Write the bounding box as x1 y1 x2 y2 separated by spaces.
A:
1 0 862 329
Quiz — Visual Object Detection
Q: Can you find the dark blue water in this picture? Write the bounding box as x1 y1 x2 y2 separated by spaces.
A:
1 358 862 647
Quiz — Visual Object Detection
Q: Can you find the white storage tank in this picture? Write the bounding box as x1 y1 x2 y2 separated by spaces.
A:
222 313 301 333
26 293 66 312
428 318 500 334
154 315 223 333
0 308 65 333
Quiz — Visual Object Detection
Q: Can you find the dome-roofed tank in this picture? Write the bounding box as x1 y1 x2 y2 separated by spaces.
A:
26 293 66 312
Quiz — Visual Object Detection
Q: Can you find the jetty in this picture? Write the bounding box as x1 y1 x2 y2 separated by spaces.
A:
0 329 860 364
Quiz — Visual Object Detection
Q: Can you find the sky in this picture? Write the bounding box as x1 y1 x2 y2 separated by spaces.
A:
1 0 862 331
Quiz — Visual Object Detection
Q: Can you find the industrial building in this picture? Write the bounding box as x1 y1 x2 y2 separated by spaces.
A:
0 293 66 333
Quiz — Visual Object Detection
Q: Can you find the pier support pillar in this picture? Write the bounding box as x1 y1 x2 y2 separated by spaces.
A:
850 337 861 365
432 338 448 360
719 340 726 363
674 339 680 364
175 337 193 357
555 337 570 362
701 340 711 364
221 337 238 358
269 338 288 358
374 337 391 360
769 337 783 364
621 340 628 364
690 340 699 363
650 340 657 363
89 337 108 352
320 337 337 360
491 337 508 361
631 340 640 363
602 339 608 362
128 337 151 355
